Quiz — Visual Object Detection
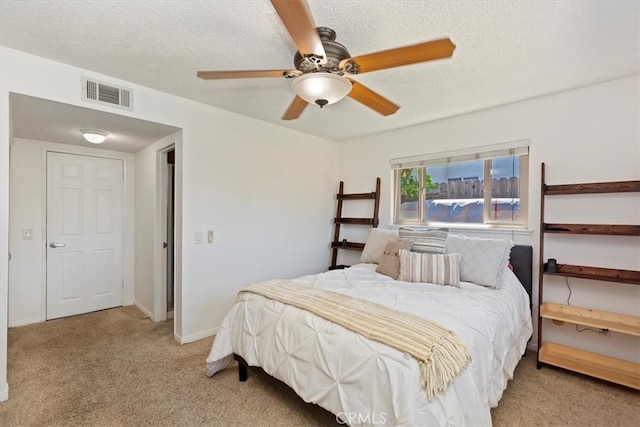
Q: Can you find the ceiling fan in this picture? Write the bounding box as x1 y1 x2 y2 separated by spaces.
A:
197 0 455 120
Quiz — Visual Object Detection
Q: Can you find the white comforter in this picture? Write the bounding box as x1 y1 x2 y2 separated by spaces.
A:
206 264 532 426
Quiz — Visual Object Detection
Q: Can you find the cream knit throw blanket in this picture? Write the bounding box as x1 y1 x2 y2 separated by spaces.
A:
239 279 471 401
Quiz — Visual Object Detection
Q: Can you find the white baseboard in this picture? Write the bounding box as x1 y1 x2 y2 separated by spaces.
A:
174 327 218 345
9 316 42 328
527 342 537 352
0 383 8 402
133 301 153 319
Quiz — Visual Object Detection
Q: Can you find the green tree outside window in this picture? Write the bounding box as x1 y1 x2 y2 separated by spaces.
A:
400 168 435 203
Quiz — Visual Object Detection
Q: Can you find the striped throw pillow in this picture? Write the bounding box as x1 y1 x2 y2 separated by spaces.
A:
398 250 461 287
398 227 448 254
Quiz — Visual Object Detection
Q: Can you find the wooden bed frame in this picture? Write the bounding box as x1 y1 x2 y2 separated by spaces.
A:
234 244 534 381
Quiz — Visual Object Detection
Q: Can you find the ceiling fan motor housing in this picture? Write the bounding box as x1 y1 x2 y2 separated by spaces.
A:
294 27 351 73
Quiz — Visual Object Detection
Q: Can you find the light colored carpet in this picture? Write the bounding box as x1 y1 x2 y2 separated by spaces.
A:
0 306 638 426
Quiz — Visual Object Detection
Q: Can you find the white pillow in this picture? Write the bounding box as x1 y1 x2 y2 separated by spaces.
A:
445 234 514 288
360 228 398 264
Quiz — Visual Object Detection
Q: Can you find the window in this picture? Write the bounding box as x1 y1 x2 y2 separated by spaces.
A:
392 142 529 228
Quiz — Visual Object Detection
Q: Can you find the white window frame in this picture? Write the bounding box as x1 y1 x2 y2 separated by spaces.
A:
391 141 529 229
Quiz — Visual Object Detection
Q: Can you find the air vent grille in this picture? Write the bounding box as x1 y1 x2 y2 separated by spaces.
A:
120 89 131 108
81 77 133 111
98 84 120 105
86 80 98 100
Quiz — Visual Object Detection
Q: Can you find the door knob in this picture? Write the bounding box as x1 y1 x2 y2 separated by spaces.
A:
49 242 66 248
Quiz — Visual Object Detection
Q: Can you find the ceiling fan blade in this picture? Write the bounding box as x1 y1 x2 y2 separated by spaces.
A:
197 70 290 80
346 79 399 116
270 0 326 59
281 95 308 120
344 38 455 74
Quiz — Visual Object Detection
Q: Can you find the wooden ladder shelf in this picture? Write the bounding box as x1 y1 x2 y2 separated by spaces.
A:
330 178 381 270
537 162 640 390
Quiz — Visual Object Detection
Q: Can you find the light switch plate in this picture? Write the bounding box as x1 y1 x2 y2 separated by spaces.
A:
195 231 204 244
207 230 214 243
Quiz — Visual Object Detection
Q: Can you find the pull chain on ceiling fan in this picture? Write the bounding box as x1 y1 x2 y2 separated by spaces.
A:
197 0 455 120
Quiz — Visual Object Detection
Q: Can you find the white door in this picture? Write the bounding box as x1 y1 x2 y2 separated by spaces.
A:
46 152 124 320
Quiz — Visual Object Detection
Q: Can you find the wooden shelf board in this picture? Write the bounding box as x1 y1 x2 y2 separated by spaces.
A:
541 303 640 336
544 180 640 195
330 241 365 251
334 218 375 225
338 192 377 200
544 264 640 285
544 223 640 236
539 342 640 389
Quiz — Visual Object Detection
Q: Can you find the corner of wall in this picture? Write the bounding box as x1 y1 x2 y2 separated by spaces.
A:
174 327 218 345
133 301 153 319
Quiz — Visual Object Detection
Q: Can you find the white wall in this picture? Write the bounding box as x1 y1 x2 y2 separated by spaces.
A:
337 75 640 362
178 121 337 342
8 138 136 326
7 139 43 326
0 47 338 400
0 89 10 400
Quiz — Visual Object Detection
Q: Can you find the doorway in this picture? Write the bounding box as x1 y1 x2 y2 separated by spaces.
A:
7 93 183 333
166 149 175 319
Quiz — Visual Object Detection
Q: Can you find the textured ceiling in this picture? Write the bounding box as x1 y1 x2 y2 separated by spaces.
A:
1 1 639 142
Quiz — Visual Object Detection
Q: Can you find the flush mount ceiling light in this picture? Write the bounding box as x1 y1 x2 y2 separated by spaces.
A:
290 73 352 108
80 129 108 144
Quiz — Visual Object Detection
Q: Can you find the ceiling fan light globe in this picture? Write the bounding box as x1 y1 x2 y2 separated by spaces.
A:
291 73 352 106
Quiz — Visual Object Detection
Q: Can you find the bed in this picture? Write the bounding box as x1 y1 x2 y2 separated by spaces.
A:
206 234 533 426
